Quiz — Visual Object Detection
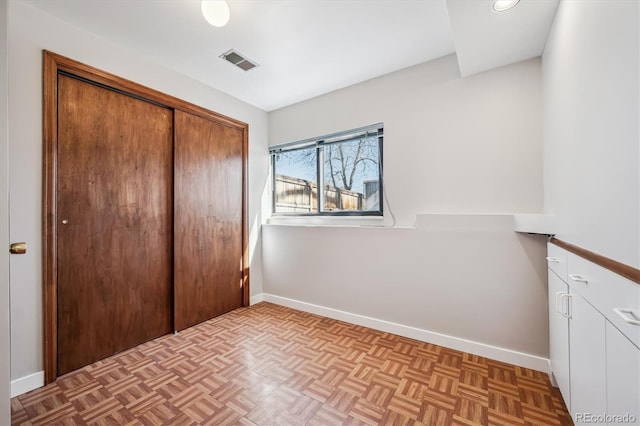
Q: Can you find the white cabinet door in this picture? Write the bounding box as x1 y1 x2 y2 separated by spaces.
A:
606 321 640 425
570 291 607 418
548 270 571 410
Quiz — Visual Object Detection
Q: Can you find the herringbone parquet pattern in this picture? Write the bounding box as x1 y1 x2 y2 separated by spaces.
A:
11 302 572 425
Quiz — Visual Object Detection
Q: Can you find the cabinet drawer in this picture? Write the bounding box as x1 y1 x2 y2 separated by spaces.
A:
547 243 568 282
567 252 640 348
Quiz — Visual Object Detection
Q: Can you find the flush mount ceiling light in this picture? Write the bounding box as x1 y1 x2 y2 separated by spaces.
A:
492 0 520 12
201 0 230 27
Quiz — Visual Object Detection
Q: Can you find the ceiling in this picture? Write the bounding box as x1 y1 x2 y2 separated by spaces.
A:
22 0 559 112
447 0 559 77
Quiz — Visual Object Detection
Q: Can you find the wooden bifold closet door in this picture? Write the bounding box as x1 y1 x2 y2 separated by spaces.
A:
44 51 248 382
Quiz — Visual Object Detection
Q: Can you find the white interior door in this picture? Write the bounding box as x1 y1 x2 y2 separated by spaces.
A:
0 0 11 422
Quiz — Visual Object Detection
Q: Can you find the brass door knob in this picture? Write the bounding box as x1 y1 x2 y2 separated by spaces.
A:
10 242 27 254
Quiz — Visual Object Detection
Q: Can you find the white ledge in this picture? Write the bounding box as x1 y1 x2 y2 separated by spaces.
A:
513 214 555 235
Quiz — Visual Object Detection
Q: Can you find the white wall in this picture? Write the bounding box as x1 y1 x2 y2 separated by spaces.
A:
265 57 550 364
8 0 269 387
543 0 639 268
263 218 549 360
0 0 11 420
270 55 544 226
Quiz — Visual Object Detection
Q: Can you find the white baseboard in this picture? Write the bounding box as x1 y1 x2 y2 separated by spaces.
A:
250 293 265 305
260 293 551 373
11 371 44 397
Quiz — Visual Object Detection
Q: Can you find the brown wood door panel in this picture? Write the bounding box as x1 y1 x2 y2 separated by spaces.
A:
56 74 173 376
174 110 243 331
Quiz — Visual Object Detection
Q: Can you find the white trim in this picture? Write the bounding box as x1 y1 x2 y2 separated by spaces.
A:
250 293 265 305
11 371 44 397
0 0 10 421
262 293 551 373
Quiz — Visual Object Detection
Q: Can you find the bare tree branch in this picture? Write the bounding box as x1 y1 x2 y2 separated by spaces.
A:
326 145 338 188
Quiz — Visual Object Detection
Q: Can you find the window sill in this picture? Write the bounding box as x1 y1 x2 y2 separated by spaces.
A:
267 214 386 228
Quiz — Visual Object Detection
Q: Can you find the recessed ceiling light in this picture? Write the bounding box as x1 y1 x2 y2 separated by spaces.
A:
492 0 520 12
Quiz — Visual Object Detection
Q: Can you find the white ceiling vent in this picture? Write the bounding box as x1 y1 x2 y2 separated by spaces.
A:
219 49 259 71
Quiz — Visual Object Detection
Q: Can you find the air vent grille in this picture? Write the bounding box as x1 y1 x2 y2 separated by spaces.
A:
220 49 259 71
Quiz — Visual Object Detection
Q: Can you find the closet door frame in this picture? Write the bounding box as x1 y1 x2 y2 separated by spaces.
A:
43 50 249 384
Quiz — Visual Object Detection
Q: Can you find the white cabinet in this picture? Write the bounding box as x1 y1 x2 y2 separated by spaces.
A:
569 291 607 417
606 321 640 425
548 269 571 410
547 242 640 424
567 252 640 348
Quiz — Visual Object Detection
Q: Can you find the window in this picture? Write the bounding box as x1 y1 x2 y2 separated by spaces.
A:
271 124 383 216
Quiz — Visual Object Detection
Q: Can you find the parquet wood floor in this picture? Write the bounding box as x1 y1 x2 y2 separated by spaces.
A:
11 302 572 425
